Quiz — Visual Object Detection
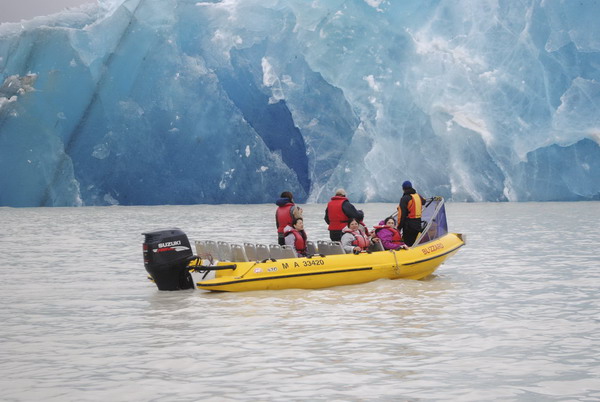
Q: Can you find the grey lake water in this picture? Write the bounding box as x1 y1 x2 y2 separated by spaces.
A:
1 202 599 401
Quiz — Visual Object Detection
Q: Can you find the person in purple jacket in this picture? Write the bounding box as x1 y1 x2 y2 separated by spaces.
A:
373 217 409 250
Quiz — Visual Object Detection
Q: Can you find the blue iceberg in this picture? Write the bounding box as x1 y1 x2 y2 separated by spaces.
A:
1 0 599 206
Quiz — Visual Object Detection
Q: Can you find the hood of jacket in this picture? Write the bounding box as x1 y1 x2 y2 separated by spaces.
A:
275 197 293 207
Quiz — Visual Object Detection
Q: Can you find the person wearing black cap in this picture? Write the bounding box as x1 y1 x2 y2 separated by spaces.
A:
397 181 426 246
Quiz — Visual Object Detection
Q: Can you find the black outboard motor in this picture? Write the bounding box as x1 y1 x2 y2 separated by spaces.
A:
142 229 195 290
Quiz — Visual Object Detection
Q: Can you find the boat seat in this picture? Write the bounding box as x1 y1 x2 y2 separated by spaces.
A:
255 244 270 261
280 245 297 258
244 242 258 261
231 243 249 262
329 241 345 255
216 241 233 261
269 244 283 259
317 240 345 255
203 240 219 262
195 240 213 263
306 240 318 255
316 240 331 255
369 240 384 252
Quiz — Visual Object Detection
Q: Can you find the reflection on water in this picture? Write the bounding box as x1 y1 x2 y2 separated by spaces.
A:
1 202 599 400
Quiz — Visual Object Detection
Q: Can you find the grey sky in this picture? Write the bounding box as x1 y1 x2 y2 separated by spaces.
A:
0 0 94 23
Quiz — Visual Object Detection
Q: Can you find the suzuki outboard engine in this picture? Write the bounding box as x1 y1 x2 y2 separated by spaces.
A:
142 229 195 290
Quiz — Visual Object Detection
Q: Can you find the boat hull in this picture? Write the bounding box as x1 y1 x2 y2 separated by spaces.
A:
190 233 464 292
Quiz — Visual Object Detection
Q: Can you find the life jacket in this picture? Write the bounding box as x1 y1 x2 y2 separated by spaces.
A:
374 225 403 244
343 228 370 250
327 196 349 230
276 203 295 234
284 227 307 254
397 193 423 221
407 194 423 219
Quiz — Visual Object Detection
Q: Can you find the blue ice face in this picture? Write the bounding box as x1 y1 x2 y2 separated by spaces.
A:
0 0 599 207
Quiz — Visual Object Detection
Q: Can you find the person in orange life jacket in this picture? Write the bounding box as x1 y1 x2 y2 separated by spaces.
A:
397 181 426 247
324 188 364 242
284 217 308 257
373 217 409 250
341 218 379 254
275 191 303 246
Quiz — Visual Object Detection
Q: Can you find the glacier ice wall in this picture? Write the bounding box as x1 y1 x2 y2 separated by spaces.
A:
1 0 599 206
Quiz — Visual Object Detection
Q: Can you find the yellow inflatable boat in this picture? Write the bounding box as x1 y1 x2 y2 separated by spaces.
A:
188 232 464 292
142 197 465 292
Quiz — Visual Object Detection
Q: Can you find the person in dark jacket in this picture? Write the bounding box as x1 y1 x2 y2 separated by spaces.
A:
275 191 303 245
397 181 426 246
324 188 364 241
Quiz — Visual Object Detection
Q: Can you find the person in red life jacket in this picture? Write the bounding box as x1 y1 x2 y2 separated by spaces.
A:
373 217 409 250
397 181 426 246
324 188 364 242
275 191 303 245
284 217 308 257
341 218 378 254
